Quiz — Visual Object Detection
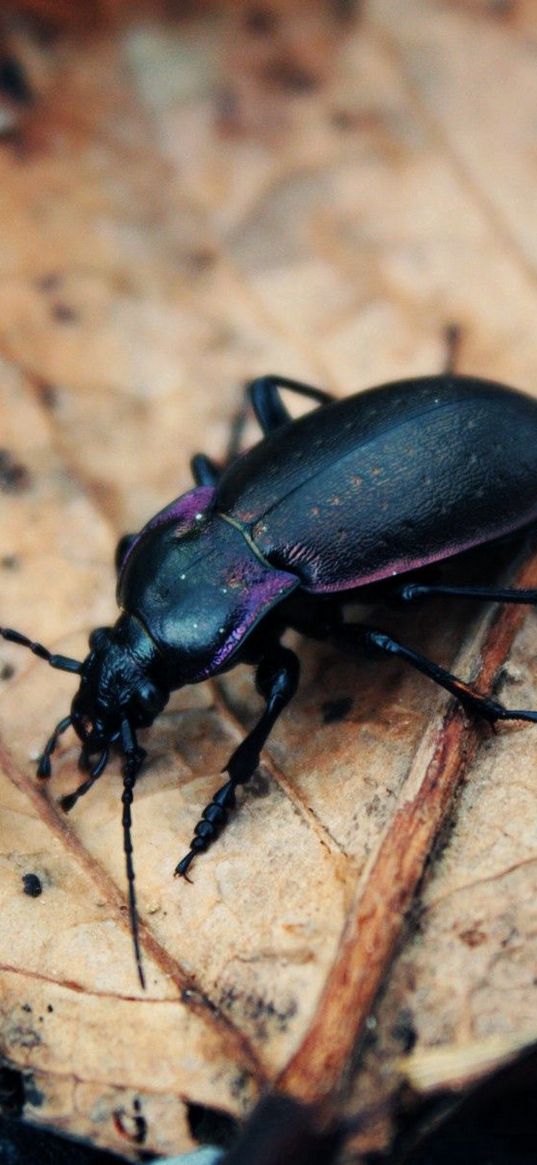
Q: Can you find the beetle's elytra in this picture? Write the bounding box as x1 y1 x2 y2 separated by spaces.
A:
4 372 537 987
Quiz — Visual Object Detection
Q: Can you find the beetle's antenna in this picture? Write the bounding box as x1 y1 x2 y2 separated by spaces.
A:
37 715 73 778
0 627 82 673
120 719 147 991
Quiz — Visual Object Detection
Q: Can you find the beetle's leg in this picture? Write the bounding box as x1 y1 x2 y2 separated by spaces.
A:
175 644 300 878
59 753 109 811
190 407 250 482
341 625 537 725
190 376 335 483
37 715 72 778
115 534 137 573
397 583 537 606
247 375 334 436
190 453 220 487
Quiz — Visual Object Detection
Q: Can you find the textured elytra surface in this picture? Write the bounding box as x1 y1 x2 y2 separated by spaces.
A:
1 2 537 1160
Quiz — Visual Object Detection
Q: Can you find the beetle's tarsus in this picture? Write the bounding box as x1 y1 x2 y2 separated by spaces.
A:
175 780 236 876
224 746 260 785
60 789 78 813
60 750 111 812
175 851 196 880
60 779 93 812
37 755 51 779
36 714 73 779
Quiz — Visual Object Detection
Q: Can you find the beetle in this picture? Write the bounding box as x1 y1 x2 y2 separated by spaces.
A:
3 372 537 988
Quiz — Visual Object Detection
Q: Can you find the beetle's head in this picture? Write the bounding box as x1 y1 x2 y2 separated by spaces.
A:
71 623 168 759
0 614 170 989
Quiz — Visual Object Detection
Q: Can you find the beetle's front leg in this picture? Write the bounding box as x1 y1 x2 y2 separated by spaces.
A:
175 644 300 878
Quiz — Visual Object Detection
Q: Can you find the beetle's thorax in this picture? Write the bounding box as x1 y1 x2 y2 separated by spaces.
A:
117 487 299 688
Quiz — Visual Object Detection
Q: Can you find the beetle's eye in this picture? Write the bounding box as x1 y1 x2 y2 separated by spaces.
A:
133 683 165 727
138 684 160 714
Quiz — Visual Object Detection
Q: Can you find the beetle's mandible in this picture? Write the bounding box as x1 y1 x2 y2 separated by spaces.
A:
4 372 537 988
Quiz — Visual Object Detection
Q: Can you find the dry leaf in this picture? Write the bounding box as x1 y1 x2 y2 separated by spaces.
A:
1 2 537 1160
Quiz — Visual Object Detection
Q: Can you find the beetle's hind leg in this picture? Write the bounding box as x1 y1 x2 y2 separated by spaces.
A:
175 643 300 878
397 582 537 606
338 624 537 726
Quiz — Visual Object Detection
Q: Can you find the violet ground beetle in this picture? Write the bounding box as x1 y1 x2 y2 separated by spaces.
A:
4 372 537 988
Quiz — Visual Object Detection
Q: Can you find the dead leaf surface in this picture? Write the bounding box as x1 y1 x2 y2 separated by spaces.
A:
1 2 537 1159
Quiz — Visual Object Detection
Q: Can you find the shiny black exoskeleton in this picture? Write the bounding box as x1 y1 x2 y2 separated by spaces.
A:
4 372 537 987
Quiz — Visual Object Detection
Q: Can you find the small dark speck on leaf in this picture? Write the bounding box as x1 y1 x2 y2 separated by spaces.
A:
1 554 19 570
51 302 78 324
36 272 62 293
263 58 318 91
215 86 242 134
187 247 217 272
330 106 385 132
391 1007 417 1052
333 0 363 21
331 108 358 130
0 449 31 493
22 873 43 898
322 696 353 724
488 0 516 16
39 382 58 409
0 56 32 104
244 6 278 33
459 925 487 948
230 1070 251 1098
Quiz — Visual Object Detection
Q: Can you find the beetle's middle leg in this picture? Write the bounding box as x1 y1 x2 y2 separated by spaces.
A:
335 624 537 725
175 643 300 878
